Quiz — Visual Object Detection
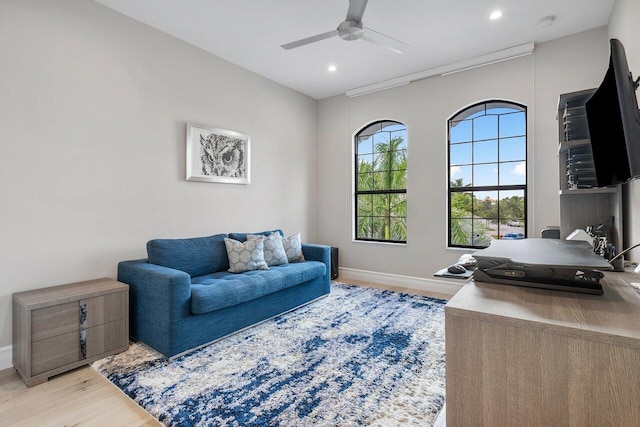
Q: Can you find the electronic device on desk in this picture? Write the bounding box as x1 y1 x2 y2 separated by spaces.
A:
447 264 466 274
472 238 613 295
434 254 476 280
566 220 623 270
456 253 477 270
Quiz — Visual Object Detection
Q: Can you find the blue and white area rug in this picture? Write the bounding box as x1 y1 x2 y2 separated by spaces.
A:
92 282 446 426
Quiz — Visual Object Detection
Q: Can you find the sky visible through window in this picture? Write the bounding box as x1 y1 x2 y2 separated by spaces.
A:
450 107 526 191
357 123 407 155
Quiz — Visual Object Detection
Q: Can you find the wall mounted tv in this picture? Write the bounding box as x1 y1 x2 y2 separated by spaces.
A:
585 38 640 187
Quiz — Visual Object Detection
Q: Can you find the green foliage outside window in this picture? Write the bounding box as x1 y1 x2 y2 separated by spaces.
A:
355 122 407 243
449 190 525 246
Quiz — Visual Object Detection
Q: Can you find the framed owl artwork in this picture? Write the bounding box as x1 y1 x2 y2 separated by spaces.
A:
186 123 251 184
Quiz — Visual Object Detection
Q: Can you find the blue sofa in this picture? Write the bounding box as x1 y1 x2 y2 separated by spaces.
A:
118 230 331 358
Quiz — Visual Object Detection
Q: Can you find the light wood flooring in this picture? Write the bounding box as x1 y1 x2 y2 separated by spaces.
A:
0 279 448 426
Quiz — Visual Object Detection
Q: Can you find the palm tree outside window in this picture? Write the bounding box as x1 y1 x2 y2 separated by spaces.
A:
354 120 407 243
448 101 527 248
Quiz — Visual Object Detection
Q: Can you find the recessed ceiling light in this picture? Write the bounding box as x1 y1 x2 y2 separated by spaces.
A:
490 10 503 20
328 65 337 72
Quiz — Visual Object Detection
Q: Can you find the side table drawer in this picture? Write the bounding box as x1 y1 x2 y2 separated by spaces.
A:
85 291 127 327
86 318 128 358
32 302 79 342
31 331 81 375
31 315 127 376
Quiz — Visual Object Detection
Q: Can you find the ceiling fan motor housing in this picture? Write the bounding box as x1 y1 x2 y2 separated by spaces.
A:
338 20 364 41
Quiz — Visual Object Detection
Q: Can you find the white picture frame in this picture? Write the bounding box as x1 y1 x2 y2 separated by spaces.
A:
186 122 250 184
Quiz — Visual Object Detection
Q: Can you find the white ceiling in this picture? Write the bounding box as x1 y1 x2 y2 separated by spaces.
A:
94 0 615 100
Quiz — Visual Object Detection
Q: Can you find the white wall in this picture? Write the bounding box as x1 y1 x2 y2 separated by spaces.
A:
0 0 317 348
532 29 609 233
608 0 640 260
316 28 608 282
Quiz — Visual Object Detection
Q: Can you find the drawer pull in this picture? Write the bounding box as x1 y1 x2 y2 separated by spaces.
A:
79 299 87 359
80 329 87 359
79 299 87 329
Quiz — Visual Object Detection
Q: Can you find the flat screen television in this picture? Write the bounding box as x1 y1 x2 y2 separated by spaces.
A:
585 38 640 187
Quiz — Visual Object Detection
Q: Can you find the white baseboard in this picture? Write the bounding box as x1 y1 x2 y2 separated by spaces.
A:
0 345 12 370
337 267 464 298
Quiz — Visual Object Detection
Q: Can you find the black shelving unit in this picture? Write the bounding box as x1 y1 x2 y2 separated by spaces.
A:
556 89 622 246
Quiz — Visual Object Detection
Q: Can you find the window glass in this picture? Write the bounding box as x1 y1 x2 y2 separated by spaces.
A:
499 136 526 161
450 120 473 144
499 161 526 185
450 165 472 187
474 140 498 164
499 111 526 138
448 101 527 248
357 136 373 155
473 115 498 140
355 120 407 243
450 143 472 165
474 163 498 186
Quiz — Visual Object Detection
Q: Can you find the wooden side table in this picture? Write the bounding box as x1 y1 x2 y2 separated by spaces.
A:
12 278 129 386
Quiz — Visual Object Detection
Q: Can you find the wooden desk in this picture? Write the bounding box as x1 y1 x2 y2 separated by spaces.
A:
445 272 640 426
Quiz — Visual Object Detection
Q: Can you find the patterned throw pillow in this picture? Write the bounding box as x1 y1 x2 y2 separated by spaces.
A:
248 233 288 266
224 237 269 273
282 232 305 263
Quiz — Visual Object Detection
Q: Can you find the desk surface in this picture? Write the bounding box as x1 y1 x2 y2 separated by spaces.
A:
446 271 640 348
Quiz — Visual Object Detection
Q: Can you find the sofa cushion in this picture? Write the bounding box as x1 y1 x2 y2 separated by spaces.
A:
224 237 269 273
229 229 284 243
147 234 229 278
190 261 327 314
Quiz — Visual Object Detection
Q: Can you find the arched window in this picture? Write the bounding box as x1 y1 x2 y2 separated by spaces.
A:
448 101 527 248
354 120 407 243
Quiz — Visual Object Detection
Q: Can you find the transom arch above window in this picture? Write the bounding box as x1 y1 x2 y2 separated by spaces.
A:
354 120 407 243
448 100 527 248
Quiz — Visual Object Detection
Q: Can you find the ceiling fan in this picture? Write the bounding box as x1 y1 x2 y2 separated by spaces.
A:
280 0 408 54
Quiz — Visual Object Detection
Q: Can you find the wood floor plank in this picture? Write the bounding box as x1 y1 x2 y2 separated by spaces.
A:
0 365 159 426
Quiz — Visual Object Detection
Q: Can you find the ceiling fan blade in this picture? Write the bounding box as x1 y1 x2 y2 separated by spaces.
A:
281 30 338 50
346 0 368 22
362 27 408 54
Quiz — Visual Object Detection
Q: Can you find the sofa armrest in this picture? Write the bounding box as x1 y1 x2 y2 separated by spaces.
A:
118 259 192 356
302 243 331 288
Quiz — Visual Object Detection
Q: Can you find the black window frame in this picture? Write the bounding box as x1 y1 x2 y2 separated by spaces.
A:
354 120 407 244
447 100 528 249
